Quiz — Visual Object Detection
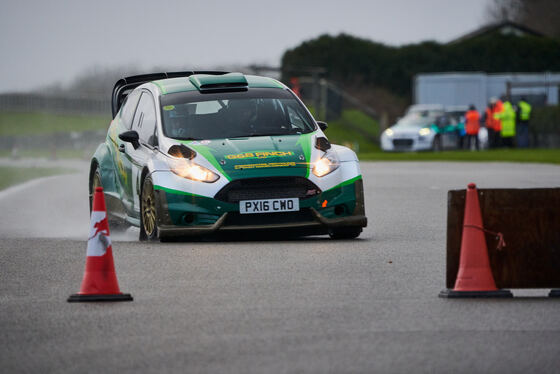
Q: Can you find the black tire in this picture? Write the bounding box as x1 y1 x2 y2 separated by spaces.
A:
329 227 362 240
140 175 158 241
89 166 102 213
89 165 127 232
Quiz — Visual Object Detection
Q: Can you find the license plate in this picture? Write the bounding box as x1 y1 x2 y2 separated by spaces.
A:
239 198 299 214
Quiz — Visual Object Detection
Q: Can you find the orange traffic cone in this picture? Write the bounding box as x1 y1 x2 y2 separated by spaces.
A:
68 187 132 302
439 183 512 298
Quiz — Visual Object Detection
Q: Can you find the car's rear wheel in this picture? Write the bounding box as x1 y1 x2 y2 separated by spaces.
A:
89 167 102 213
140 175 158 241
329 227 362 240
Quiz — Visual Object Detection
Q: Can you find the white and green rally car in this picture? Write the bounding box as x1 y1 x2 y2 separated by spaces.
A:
90 71 366 241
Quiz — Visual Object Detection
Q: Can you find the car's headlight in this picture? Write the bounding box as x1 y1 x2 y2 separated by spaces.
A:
313 152 339 177
384 128 394 137
418 127 431 136
168 158 220 183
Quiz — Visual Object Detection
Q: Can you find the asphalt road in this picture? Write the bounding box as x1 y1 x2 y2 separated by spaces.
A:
1 161 560 373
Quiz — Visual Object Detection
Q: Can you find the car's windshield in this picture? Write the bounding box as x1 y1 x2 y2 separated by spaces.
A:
395 112 438 128
160 88 316 140
445 111 466 124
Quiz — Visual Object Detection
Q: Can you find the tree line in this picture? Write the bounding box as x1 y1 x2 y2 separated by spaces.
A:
281 32 560 99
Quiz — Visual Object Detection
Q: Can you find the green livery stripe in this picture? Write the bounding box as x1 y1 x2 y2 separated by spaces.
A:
325 175 362 192
182 143 232 182
296 132 313 178
154 185 206 198
153 81 167 94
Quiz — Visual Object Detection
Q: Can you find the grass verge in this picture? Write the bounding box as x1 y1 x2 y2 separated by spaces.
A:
0 148 94 159
0 111 110 136
307 106 380 153
0 166 74 191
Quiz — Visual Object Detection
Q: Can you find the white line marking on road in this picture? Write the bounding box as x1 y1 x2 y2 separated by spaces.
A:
0 175 64 200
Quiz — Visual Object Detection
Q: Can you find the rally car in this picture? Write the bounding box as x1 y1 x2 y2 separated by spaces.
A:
90 71 367 241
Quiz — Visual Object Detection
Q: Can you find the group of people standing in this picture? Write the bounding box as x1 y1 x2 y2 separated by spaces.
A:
463 96 532 150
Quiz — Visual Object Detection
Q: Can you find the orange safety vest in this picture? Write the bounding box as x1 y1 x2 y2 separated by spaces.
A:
485 107 493 129
465 110 480 135
492 100 503 131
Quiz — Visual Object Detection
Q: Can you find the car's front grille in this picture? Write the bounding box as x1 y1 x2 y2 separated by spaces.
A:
393 138 414 147
214 177 320 203
224 208 315 226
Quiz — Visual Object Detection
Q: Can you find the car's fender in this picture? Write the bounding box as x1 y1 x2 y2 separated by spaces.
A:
308 144 361 192
91 142 118 195
332 144 358 162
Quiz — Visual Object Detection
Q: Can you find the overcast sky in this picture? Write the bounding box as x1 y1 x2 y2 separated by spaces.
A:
0 0 492 92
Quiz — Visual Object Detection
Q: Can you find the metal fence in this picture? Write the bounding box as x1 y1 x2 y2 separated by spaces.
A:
0 93 110 158
295 78 381 146
0 93 111 116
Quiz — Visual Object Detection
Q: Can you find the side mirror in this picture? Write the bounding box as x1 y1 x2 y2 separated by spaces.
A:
317 121 328 131
119 130 140 149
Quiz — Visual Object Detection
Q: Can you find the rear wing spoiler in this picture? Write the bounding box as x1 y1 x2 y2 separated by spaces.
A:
111 71 229 118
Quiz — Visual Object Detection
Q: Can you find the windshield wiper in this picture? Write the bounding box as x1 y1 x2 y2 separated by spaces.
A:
227 134 272 139
226 127 305 139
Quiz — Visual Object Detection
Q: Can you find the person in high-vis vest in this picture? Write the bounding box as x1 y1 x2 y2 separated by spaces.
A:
494 98 516 148
516 97 532 148
491 97 503 147
465 104 480 150
484 102 495 148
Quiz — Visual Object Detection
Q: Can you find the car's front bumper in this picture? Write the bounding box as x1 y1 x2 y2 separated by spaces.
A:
154 178 367 238
157 209 367 237
381 134 434 152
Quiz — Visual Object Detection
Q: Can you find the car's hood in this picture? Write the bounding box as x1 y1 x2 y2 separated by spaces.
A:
177 133 314 180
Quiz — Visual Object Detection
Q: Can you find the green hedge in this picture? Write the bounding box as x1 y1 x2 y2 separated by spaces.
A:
282 33 560 98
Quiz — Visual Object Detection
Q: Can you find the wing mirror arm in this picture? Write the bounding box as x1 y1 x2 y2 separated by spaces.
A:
317 121 328 131
118 130 140 149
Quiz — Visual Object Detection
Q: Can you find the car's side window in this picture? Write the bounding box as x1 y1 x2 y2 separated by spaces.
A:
120 90 141 129
132 92 158 147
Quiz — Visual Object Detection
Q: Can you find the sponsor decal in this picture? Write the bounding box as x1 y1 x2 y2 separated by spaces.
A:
235 162 296 170
109 122 118 139
115 149 128 185
110 122 128 186
226 151 294 160
163 105 175 111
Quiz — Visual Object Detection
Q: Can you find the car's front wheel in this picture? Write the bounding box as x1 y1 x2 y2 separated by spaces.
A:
140 175 158 241
329 227 362 240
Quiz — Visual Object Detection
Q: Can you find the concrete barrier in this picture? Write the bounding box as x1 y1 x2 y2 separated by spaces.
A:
446 187 560 289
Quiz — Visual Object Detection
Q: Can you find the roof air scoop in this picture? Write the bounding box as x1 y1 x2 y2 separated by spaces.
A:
168 144 196 160
189 72 248 92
